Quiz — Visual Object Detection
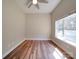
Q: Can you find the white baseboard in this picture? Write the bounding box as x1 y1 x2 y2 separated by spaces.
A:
2 39 25 58
24 38 50 40
51 38 75 58
3 38 50 58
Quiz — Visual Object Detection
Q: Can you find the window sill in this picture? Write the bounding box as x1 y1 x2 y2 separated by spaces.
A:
55 36 76 47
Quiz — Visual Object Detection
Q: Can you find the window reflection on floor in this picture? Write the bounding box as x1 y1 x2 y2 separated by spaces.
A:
53 48 67 59
48 42 68 59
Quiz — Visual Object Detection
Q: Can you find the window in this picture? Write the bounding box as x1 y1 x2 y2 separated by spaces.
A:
55 13 76 46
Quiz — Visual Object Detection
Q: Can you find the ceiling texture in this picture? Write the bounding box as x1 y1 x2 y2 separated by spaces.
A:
16 0 61 14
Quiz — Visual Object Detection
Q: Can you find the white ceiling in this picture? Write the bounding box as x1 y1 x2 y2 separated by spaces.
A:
16 0 61 14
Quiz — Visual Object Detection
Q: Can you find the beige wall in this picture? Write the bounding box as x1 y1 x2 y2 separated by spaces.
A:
25 14 51 39
2 0 26 57
51 0 76 58
2 0 76 58
2 0 51 56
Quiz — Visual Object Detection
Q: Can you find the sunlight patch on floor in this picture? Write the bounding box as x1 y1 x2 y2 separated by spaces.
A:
53 48 67 59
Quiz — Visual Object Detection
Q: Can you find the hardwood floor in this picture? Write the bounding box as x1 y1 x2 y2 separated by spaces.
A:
4 40 73 59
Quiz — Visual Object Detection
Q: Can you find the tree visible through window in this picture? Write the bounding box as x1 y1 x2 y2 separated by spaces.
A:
55 13 76 45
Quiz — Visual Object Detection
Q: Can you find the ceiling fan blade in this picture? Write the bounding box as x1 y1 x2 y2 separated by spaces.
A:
28 2 32 8
38 0 48 3
35 3 39 9
26 0 32 5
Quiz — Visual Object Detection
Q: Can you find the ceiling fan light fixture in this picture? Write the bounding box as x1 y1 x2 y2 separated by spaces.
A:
33 0 37 4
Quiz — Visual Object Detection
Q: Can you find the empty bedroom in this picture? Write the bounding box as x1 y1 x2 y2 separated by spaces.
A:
2 0 76 59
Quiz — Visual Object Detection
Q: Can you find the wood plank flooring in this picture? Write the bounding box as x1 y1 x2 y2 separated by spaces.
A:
4 40 73 59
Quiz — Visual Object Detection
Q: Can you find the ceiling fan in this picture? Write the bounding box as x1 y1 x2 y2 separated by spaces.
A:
26 0 48 9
